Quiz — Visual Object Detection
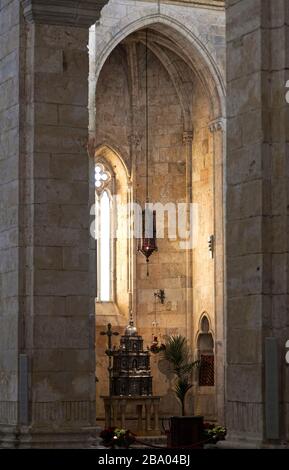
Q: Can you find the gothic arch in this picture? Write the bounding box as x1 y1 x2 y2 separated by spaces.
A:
196 313 215 388
89 11 225 135
91 6 226 424
197 312 214 337
94 143 131 182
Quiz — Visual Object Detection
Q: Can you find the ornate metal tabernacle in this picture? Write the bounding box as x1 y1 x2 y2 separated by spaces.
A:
111 321 153 396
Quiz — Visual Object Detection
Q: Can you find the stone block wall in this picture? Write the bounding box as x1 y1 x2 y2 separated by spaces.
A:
23 21 96 434
0 0 21 427
0 0 109 448
226 0 289 445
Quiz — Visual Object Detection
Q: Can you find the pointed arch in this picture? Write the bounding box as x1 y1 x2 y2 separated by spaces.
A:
89 12 225 135
196 312 215 387
198 312 214 337
92 143 132 318
94 143 131 182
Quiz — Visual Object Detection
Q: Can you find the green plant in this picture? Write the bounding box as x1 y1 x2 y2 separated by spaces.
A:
99 427 136 448
203 423 226 443
161 335 199 416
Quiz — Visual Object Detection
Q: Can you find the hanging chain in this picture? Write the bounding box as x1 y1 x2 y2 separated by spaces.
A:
145 28 149 204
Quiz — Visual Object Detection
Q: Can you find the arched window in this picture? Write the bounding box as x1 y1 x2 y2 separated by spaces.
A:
92 145 131 318
95 163 113 302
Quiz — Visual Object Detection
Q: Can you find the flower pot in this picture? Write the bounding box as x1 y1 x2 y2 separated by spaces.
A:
165 416 204 449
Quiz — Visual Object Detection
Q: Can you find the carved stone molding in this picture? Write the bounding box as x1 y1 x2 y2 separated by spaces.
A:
208 118 225 133
87 137 96 159
0 401 18 425
32 401 94 423
137 0 224 7
21 0 109 27
183 130 194 144
128 133 141 148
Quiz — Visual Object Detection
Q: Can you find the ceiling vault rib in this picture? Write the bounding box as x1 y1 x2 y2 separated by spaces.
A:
138 39 192 130
134 30 217 116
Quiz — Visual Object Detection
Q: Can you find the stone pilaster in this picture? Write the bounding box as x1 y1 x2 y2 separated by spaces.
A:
0 0 22 437
183 130 194 347
0 0 109 449
209 117 225 425
225 0 289 447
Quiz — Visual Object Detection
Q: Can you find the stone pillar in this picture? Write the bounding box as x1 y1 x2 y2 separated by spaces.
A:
0 0 109 449
128 134 140 321
183 130 194 347
225 0 289 446
0 0 22 441
209 118 225 425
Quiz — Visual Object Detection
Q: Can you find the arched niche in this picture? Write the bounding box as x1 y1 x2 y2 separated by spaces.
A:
197 314 215 387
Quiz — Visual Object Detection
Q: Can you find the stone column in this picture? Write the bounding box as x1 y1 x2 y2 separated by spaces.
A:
0 0 22 440
183 130 194 347
0 0 109 449
209 118 225 425
128 134 141 321
126 40 141 325
225 0 289 446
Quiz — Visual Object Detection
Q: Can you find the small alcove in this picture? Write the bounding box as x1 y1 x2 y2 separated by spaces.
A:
197 315 215 387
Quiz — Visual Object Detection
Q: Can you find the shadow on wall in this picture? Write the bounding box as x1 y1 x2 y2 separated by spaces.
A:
159 388 182 418
158 358 195 417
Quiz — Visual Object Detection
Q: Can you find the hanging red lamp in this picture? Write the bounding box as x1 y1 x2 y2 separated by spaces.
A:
138 208 157 274
137 29 158 275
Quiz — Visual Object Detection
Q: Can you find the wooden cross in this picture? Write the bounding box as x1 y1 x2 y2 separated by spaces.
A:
100 323 119 427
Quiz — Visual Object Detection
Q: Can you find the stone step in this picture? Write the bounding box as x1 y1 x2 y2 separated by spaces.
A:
132 435 167 449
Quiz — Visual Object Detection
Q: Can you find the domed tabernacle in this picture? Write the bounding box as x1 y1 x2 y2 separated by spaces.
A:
111 321 152 396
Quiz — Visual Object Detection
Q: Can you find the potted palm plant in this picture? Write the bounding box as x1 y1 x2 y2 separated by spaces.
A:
161 335 199 416
161 335 203 448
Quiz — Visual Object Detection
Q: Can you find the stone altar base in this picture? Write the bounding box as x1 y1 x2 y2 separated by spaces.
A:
101 396 161 435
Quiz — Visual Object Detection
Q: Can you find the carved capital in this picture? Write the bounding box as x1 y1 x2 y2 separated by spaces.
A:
87 137 96 159
183 130 194 144
209 118 225 133
21 0 109 28
128 134 141 148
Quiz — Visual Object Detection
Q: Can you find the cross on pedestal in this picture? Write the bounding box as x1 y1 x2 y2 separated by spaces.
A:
100 323 119 427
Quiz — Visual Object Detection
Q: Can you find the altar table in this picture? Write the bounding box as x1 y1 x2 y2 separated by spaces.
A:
101 396 161 433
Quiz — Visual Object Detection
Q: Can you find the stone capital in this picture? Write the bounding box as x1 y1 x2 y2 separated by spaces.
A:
87 137 96 159
21 0 109 28
128 134 141 148
209 118 225 133
183 130 194 144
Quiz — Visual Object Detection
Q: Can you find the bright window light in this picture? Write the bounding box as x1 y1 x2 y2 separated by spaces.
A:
99 190 111 301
